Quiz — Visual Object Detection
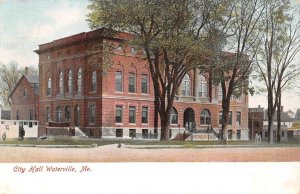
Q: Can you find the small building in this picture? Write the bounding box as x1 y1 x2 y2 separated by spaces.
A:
262 109 293 141
9 74 39 120
0 119 38 139
248 106 264 140
287 120 300 141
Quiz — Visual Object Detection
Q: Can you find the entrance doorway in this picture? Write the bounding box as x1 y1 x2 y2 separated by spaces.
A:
183 108 195 131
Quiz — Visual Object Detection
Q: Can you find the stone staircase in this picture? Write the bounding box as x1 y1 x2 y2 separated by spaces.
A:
74 127 88 138
185 129 219 141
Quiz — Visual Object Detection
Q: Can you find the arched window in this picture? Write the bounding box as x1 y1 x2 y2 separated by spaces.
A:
56 106 62 122
78 68 82 95
68 70 72 94
65 106 71 122
170 107 178 124
200 109 211 125
128 72 136 93
182 74 191 96
115 71 123 92
74 105 80 126
218 84 223 101
59 72 63 95
92 71 96 92
47 78 51 95
198 75 207 97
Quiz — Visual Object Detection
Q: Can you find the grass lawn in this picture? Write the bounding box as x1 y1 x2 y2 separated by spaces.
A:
0 137 299 147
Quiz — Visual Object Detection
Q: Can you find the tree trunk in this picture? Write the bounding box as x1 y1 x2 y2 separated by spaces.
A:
160 111 170 141
221 99 230 141
277 93 281 143
154 95 159 135
267 90 274 144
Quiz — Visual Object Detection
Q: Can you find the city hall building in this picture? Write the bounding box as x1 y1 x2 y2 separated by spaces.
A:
35 29 249 140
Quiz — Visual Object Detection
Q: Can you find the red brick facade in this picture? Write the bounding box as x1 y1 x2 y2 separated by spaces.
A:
10 75 39 120
35 29 249 139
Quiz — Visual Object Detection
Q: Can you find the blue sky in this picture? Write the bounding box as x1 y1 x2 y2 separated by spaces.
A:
0 0 299 112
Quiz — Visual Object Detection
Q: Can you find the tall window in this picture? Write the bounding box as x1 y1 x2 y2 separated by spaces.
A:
68 70 72 94
128 73 136 93
74 105 80 126
46 107 50 122
56 106 62 122
182 74 190 96
236 111 241 126
200 109 211 125
92 71 96 92
88 104 96 124
29 109 33 120
141 74 148 94
170 107 178 124
218 85 223 101
78 68 82 95
142 107 148 124
129 106 136 123
115 106 123 123
228 111 232 125
59 72 63 95
219 111 223 125
115 71 123 92
198 75 207 97
65 106 71 122
47 78 51 95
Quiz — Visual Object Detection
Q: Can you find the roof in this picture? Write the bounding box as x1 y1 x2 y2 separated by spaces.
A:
288 120 300 131
9 74 39 98
264 110 294 122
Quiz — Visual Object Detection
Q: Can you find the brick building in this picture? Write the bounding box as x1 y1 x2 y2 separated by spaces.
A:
10 74 39 120
35 29 249 140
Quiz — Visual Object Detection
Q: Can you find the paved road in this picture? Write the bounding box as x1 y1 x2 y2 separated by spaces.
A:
1 144 300 162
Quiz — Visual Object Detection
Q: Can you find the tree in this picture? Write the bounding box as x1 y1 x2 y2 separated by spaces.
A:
87 0 226 140
255 0 300 143
203 0 263 140
0 62 38 108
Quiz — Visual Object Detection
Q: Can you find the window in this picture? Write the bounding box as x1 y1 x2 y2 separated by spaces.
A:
46 107 50 122
74 105 80 126
228 111 232 125
68 70 72 94
56 106 62 122
115 106 123 123
141 74 148 94
170 108 178 124
116 129 123 137
198 75 207 97
282 131 284 137
24 122 28 125
128 73 136 93
129 129 136 138
29 122 33 128
219 111 223 125
115 71 123 92
200 109 211 125
47 78 52 95
236 111 241 126
182 74 191 96
23 89 27 96
65 106 71 122
129 106 136 123
218 85 223 101
29 109 33 120
237 130 241 140
78 68 82 95
89 104 96 124
92 71 96 92
16 110 19 120
59 72 64 95
142 107 148 124
265 131 268 138
142 129 148 138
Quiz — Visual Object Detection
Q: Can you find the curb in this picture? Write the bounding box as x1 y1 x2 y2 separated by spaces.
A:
0 144 98 148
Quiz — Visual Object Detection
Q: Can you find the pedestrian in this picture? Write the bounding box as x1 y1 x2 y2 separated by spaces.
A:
255 133 259 143
2 132 6 141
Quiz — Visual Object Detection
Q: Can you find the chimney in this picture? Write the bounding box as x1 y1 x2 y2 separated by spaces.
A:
25 67 29 75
